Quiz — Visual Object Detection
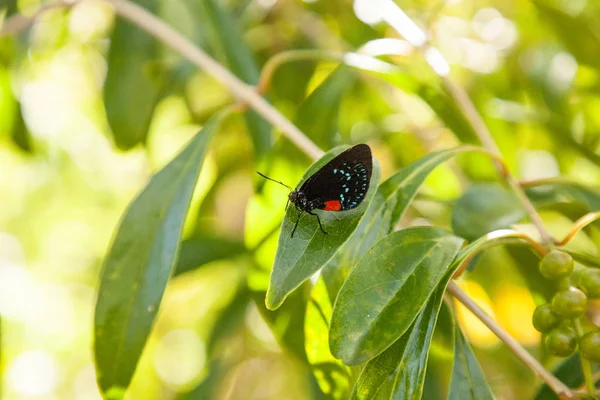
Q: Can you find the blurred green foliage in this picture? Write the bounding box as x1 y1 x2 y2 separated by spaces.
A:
1 0 600 399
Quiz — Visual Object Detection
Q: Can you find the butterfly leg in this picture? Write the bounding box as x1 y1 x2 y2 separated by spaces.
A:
291 210 303 238
307 210 328 235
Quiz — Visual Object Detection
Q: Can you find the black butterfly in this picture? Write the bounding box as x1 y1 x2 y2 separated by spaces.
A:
258 144 373 237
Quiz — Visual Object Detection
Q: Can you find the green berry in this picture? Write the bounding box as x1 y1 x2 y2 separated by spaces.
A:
532 304 560 333
581 331 600 362
552 287 587 318
579 268 600 298
539 250 574 280
544 326 578 357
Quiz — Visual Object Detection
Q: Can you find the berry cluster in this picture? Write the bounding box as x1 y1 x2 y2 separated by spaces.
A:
532 250 600 361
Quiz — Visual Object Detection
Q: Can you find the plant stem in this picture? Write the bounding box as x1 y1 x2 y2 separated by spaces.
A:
257 49 346 94
555 212 600 247
574 318 596 397
447 281 574 399
0 0 325 161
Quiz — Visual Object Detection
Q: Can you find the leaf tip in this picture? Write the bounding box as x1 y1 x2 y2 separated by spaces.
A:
265 289 283 310
103 386 127 400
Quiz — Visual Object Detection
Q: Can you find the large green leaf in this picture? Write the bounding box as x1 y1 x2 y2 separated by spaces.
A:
305 278 352 399
329 226 464 365
265 145 381 310
296 66 357 150
194 0 271 157
323 147 474 300
448 326 494 400
103 0 163 150
350 285 446 400
452 183 526 241
94 114 224 395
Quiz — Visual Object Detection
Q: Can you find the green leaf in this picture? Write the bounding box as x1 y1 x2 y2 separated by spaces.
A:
173 234 246 276
103 0 163 150
296 66 357 150
94 113 224 395
329 226 464 365
323 147 475 299
194 0 272 157
448 326 494 400
452 183 526 241
265 145 381 310
350 285 446 400
533 1 600 72
305 278 352 399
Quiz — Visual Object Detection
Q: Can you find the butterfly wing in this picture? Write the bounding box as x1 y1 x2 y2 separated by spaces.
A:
300 144 373 211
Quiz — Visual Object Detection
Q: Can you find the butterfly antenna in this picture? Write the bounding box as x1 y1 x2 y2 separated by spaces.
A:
256 171 293 191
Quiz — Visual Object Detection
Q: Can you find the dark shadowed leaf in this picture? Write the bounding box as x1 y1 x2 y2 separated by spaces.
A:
194 0 271 157
173 234 246 276
329 226 463 365
305 278 352 399
350 285 446 400
94 113 224 395
104 0 163 150
266 145 381 310
296 66 357 150
323 147 475 300
452 183 526 241
448 326 494 400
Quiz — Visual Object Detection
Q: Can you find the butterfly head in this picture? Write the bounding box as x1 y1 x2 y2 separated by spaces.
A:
288 190 307 209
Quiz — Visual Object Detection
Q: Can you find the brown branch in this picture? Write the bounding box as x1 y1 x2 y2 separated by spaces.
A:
1 0 324 160
447 281 574 399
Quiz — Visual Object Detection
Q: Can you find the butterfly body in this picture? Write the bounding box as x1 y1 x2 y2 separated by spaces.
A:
259 144 373 237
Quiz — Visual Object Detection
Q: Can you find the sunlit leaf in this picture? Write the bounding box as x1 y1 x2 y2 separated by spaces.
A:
265 145 381 310
323 147 475 299
452 183 526 241
306 278 352 399
448 326 494 400
296 66 357 150
350 285 446 400
330 226 463 365
94 113 225 395
104 0 163 150
193 0 272 157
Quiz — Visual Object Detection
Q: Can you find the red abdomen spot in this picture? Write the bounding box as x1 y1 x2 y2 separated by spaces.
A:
323 200 342 211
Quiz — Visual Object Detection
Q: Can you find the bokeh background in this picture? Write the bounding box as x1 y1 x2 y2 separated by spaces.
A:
1 0 600 398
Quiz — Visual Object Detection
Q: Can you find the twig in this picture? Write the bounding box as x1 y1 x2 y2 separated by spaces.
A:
555 212 600 247
0 0 324 160
257 49 346 94
447 281 574 399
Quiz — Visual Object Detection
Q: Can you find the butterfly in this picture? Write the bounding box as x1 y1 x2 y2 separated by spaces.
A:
258 144 373 237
